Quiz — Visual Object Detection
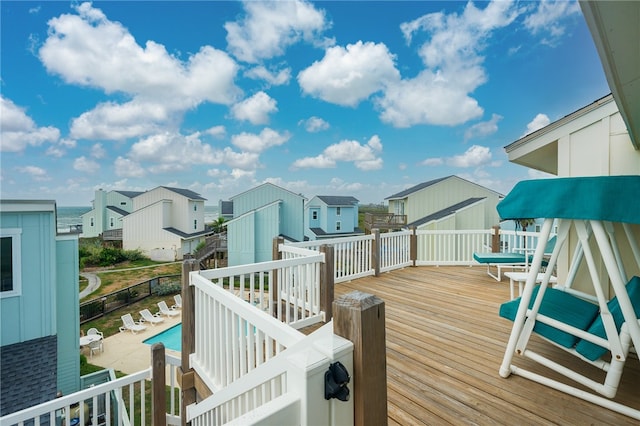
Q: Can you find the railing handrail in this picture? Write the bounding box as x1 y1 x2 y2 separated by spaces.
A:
287 233 374 249
197 254 324 280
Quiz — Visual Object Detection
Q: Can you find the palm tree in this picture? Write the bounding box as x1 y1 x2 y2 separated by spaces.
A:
212 217 226 234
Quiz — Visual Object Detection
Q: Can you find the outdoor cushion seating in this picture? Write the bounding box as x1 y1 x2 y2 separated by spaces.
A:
140 308 164 325
158 300 180 317
119 313 147 334
474 236 556 281
173 294 182 309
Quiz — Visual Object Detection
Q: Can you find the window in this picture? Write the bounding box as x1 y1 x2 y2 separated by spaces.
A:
194 204 197 211
110 217 114 227
120 202 126 206
194 219 197 230
336 207 341 216
312 210 318 220
1 229 22 298
90 217 94 227
336 221 341 231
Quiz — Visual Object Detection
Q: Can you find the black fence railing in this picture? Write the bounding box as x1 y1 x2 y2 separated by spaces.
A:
80 274 181 324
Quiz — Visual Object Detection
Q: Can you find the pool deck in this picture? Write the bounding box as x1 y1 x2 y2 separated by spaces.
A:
88 313 182 375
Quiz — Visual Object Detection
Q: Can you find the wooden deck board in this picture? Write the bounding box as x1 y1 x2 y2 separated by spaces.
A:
332 265 640 425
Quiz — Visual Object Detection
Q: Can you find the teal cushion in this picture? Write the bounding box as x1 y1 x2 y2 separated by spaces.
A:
575 276 640 361
473 252 526 264
500 286 600 348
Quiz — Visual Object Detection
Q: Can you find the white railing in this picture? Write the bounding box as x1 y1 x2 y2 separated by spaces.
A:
287 234 375 283
416 229 493 266
0 353 182 426
187 322 353 426
498 229 544 253
379 230 412 272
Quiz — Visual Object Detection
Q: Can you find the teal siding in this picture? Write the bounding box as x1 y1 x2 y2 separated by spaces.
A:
255 204 281 263
56 237 80 394
228 213 256 266
1 210 56 346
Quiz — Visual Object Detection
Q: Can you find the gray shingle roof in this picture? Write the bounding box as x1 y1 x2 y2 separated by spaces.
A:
316 196 359 206
163 227 213 239
385 176 451 200
407 197 485 227
106 205 129 216
116 190 144 199
161 186 206 201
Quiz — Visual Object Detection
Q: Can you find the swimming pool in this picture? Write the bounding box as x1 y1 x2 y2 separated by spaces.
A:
144 323 181 352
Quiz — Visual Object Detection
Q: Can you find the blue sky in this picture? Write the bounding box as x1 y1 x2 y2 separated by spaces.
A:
1 1 610 206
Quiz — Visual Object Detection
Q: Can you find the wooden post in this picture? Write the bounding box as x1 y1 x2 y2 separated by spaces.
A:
491 225 501 253
272 236 284 307
151 343 167 426
372 228 381 277
180 259 198 425
333 291 387 426
319 244 335 322
409 226 417 266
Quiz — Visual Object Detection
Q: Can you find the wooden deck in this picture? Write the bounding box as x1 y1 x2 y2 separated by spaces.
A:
332 265 640 425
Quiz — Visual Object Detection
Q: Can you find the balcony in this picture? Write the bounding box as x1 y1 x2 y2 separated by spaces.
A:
363 212 407 232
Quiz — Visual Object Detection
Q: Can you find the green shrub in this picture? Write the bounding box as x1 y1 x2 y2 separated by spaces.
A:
156 282 181 296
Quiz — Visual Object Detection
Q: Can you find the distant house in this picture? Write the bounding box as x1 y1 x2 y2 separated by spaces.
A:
305 195 363 240
1 200 80 416
81 189 142 238
218 200 234 221
122 186 211 261
225 183 305 266
384 175 503 230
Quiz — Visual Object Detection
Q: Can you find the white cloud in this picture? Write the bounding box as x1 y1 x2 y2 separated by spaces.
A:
522 113 551 137
245 65 291 85
524 0 581 45
231 128 290 153
16 166 50 181
382 1 520 127
40 2 240 141
114 157 146 178
91 143 106 159
446 145 492 167
292 135 383 170
298 41 399 107
464 113 503 141
205 126 226 139
231 92 278 125
0 96 60 152
225 0 330 63
74 156 100 173
421 157 444 166
301 116 330 132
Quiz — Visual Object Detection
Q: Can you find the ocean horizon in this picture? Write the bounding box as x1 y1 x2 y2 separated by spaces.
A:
57 205 219 233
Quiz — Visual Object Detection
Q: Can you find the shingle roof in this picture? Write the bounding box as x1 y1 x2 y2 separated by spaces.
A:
309 227 364 236
116 190 144 199
220 200 233 215
316 196 359 206
161 186 207 201
106 205 129 216
385 176 451 200
407 197 485 227
163 227 213 239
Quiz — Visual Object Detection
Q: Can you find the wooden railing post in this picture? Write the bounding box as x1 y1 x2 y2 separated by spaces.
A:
373 228 381 277
410 226 417 266
319 244 334 321
272 236 284 307
180 258 198 426
333 291 387 426
151 343 167 426
491 225 501 253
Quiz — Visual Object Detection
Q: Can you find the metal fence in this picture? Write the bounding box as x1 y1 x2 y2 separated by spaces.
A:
79 274 181 324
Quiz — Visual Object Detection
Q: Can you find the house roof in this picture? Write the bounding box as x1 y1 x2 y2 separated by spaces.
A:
163 227 213 239
407 197 485 228
385 176 451 200
309 227 364 237
160 186 206 201
229 182 305 201
115 190 144 199
106 205 129 216
219 200 233 215
315 196 359 206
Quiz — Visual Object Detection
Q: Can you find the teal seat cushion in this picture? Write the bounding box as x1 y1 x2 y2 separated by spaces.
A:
575 276 640 361
500 286 600 348
473 252 526 264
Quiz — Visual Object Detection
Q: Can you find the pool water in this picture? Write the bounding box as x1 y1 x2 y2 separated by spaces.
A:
144 323 181 352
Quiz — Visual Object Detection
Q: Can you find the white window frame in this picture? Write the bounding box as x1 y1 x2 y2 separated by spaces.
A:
336 221 341 231
336 207 341 216
1 228 22 298
110 217 114 227
312 210 318 220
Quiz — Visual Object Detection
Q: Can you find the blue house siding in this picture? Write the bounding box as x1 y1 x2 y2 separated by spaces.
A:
304 196 361 240
228 212 256 266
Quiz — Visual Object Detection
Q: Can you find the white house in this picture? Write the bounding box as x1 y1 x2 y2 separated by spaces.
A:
81 189 142 238
122 186 211 261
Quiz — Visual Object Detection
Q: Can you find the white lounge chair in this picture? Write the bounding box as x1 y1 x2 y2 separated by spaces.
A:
172 294 182 309
158 300 180 317
120 313 147 334
140 308 164 326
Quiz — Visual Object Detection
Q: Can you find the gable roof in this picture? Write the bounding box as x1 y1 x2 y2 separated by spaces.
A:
106 205 129 216
230 182 305 201
407 197 485 228
385 176 451 200
315 196 359 206
115 190 144 199
160 186 206 201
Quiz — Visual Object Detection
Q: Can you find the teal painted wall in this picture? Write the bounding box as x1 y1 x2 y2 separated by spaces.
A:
56 236 80 394
255 203 281 263
228 212 256 266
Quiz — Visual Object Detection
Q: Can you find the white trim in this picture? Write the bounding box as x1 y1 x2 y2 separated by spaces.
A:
0 228 22 298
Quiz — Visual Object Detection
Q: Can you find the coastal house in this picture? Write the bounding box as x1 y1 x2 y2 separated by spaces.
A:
304 195 363 240
122 186 211 262
224 183 305 266
81 189 142 238
0 200 80 416
384 175 503 231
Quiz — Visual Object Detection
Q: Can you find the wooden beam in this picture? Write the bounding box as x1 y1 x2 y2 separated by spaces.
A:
320 244 335 321
181 259 198 425
151 343 167 426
